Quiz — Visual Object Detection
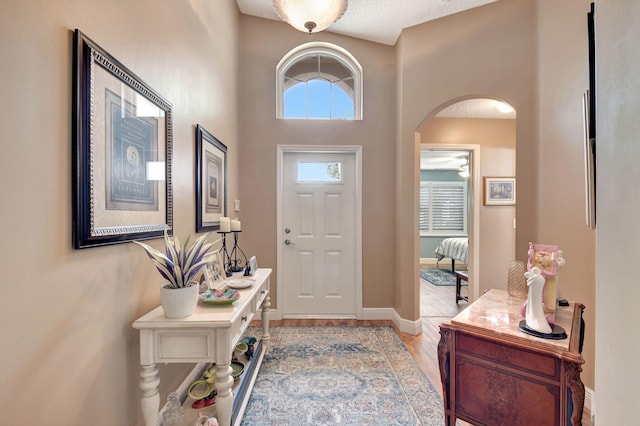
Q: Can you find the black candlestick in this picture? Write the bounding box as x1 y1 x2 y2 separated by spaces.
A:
227 231 248 273
217 231 233 277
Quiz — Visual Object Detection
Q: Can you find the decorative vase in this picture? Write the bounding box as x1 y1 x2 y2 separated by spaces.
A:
161 283 199 318
507 260 528 298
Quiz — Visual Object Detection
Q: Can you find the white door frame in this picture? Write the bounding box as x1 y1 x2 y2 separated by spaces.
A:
420 143 480 302
276 145 363 320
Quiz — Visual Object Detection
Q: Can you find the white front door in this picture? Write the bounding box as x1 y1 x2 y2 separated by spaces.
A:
278 147 361 318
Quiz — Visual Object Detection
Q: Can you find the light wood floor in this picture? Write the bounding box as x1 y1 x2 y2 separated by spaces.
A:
255 273 591 425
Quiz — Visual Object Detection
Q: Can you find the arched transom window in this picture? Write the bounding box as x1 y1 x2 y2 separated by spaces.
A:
276 42 362 120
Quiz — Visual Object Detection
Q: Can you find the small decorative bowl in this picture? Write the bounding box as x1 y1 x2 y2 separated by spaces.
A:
234 342 249 354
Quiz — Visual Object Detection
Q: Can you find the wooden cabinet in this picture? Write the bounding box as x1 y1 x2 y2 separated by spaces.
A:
133 269 271 426
438 289 585 426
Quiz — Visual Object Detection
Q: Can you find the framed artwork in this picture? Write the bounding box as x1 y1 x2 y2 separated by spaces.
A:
195 125 227 232
203 251 226 290
72 29 173 248
582 91 596 229
483 177 516 206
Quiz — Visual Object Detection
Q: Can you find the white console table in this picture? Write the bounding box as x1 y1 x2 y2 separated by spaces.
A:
133 268 271 426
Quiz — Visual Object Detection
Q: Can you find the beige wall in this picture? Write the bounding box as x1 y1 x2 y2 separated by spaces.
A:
395 0 538 330
237 15 396 310
595 0 640 422
420 117 517 292
535 0 596 390
0 1 239 424
397 0 596 389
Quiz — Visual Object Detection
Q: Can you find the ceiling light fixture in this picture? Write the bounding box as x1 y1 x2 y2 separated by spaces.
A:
272 0 348 34
496 101 514 113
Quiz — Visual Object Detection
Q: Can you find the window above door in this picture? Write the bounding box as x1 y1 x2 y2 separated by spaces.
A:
276 42 363 120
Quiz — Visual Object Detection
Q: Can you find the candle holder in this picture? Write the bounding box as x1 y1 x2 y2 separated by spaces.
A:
227 231 248 273
217 231 233 277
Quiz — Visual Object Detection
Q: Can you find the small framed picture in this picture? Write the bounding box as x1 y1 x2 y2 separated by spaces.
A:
483 177 516 206
249 256 258 276
204 251 226 289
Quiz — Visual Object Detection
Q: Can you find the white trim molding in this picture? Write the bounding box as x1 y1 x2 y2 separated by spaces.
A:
586 386 595 424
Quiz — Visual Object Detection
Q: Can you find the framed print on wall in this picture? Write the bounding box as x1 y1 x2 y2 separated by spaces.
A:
72 29 173 248
195 124 227 232
483 177 516 206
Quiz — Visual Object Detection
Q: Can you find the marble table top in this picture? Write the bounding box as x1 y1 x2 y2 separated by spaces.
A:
449 289 579 352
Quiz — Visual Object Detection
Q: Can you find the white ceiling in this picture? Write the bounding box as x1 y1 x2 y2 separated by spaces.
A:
236 0 498 46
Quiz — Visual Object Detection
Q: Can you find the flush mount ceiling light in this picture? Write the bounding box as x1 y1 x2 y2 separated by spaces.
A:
496 101 514 113
273 0 348 34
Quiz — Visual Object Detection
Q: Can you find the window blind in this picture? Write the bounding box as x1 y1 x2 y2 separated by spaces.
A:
420 181 467 235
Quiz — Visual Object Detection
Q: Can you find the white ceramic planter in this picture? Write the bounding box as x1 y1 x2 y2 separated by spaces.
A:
161 283 199 318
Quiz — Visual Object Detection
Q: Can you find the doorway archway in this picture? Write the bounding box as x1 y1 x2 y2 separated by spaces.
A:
416 97 516 314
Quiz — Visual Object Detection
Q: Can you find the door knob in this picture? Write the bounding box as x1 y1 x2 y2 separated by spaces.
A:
284 228 291 234
284 239 295 245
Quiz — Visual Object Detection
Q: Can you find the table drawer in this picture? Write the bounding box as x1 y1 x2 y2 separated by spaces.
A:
456 332 559 380
155 329 215 361
230 298 254 346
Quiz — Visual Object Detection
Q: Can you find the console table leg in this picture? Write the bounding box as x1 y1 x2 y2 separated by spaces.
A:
567 362 585 426
140 363 160 426
261 292 271 351
215 364 235 426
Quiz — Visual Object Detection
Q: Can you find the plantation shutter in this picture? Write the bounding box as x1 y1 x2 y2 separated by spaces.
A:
420 181 467 235
419 182 430 230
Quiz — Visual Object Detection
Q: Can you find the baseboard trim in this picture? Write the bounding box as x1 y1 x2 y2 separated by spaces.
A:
361 307 394 320
362 307 421 335
392 310 422 334
586 386 595 424
269 307 422 336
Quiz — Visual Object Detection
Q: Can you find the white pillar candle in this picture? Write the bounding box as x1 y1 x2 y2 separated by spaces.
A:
231 220 241 231
219 217 231 232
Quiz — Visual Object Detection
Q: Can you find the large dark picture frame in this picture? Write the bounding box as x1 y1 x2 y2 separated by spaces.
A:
195 125 227 232
72 29 173 248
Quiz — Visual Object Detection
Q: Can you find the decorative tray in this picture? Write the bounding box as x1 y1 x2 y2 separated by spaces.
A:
225 278 254 289
199 288 240 305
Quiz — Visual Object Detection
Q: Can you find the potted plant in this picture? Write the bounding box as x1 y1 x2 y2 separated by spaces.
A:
134 229 216 318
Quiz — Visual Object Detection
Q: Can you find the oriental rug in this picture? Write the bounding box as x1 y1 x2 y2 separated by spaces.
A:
420 268 458 286
241 326 444 425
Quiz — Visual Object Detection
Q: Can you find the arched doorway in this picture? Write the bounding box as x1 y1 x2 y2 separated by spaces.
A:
417 97 516 317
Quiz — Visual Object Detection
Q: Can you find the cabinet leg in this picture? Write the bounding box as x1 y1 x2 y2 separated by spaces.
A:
140 364 160 426
215 364 235 426
438 329 455 425
567 362 585 426
261 292 271 351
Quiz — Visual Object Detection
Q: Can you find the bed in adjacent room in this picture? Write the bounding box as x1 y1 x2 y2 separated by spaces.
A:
435 237 469 272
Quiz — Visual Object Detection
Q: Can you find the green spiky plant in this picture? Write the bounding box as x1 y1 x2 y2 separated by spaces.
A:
134 229 218 289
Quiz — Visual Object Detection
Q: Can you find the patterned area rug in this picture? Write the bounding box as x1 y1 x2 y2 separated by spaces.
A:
241 326 444 425
420 268 457 286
